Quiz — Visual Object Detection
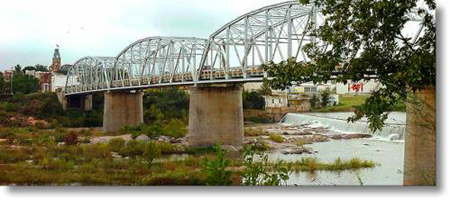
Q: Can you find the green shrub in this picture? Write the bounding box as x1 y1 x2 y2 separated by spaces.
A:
242 91 265 110
269 134 284 143
244 128 265 137
108 137 126 152
143 141 161 164
53 129 67 143
0 102 15 112
120 140 146 157
321 90 331 107
163 119 186 138
310 94 319 109
242 147 291 186
202 144 232 186
39 158 74 172
124 123 164 139
157 142 184 154
93 143 112 159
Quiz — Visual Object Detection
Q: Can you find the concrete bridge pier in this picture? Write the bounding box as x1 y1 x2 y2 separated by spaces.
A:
188 85 244 147
103 91 144 133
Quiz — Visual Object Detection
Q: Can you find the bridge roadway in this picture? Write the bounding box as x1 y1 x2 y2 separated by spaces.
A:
62 1 424 147
65 67 266 95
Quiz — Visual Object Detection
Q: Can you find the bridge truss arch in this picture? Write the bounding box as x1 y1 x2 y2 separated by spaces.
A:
198 1 322 80
64 1 428 95
65 56 116 94
112 37 208 88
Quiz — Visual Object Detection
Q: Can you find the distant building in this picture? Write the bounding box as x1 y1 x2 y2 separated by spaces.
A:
39 72 52 92
21 47 68 93
335 79 381 95
243 82 263 92
50 46 61 73
2 70 13 82
25 70 52 92
51 74 67 92
49 46 68 92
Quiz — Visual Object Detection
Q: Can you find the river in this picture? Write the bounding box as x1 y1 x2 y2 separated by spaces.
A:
270 112 406 186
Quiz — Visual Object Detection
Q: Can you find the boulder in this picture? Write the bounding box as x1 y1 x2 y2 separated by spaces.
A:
342 133 372 139
280 147 313 155
136 134 150 142
332 133 372 140
157 136 171 142
170 138 183 143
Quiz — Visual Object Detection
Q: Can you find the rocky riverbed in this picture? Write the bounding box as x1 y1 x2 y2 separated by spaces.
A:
258 112 406 186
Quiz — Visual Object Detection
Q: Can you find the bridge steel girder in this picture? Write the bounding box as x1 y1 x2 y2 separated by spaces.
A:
65 56 116 95
64 1 427 96
198 1 322 80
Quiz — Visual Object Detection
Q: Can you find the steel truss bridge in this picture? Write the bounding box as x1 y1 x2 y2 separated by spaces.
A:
65 1 425 95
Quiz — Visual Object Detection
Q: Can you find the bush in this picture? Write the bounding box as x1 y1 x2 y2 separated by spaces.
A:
202 144 232 186
321 90 331 107
64 131 79 145
143 141 161 164
120 140 146 157
244 128 265 137
0 102 15 112
163 119 186 138
242 147 291 186
310 94 319 109
269 134 284 143
242 91 265 110
157 142 184 154
50 119 59 129
247 139 271 152
108 138 126 152
53 129 67 143
92 143 112 159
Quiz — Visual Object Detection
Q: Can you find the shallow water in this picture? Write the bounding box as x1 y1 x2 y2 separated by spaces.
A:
281 112 406 139
273 112 406 186
270 139 404 186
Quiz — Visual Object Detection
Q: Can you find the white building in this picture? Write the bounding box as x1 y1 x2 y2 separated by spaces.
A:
51 74 67 92
243 82 263 92
264 93 289 108
335 79 382 95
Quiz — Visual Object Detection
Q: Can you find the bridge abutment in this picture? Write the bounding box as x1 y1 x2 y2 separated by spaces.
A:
188 85 244 147
103 91 144 133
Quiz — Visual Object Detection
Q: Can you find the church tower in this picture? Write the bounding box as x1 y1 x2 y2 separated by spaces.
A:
50 45 61 72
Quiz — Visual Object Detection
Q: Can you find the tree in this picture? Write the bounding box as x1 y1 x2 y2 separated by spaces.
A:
263 0 435 185
0 72 4 90
320 90 331 108
14 65 22 74
310 94 319 109
22 66 36 73
242 90 265 110
12 74 40 94
259 81 272 96
35 64 49 72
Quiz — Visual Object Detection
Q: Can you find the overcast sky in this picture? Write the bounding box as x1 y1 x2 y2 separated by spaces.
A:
0 0 288 71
